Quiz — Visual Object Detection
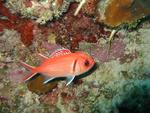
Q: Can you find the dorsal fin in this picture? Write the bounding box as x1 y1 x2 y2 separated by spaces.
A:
50 48 71 57
38 53 48 61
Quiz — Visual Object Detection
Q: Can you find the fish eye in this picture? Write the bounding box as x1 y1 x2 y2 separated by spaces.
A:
84 60 89 66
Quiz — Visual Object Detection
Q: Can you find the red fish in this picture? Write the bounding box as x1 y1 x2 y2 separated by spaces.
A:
20 49 95 85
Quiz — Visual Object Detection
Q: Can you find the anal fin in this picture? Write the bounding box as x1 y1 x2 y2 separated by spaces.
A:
23 73 37 82
20 61 35 71
43 76 55 84
66 76 75 86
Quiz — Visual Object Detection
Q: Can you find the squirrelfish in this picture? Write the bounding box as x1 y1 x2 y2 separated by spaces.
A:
20 49 95 85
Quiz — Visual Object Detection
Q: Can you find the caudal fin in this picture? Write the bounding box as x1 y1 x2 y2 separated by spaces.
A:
19 61 37 82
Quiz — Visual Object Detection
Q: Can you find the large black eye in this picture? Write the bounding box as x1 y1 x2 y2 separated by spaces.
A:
84 60 89 66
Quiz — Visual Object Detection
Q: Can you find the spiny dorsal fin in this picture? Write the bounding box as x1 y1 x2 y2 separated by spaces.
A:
38 53 48 61
50 48 71 57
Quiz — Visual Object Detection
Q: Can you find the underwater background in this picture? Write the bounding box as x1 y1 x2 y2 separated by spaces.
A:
0 0 150 113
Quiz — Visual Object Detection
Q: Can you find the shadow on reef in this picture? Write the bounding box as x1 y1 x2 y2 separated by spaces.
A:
114 80 150 113
27 74 58 94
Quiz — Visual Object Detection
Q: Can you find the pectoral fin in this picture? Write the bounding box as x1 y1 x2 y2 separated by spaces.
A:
66 76 75 86
43 76 55 84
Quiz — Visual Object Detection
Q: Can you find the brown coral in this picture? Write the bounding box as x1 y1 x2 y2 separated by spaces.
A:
104 0 133 26
103 0 150 27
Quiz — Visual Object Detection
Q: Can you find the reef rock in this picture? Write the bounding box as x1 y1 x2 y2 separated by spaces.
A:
96 0 150 27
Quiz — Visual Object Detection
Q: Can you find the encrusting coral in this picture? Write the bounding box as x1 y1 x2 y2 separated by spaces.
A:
6 0 72 24
1 0 150 113
0 1 35 46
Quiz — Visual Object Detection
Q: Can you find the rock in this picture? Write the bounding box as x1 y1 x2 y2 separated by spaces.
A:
96 0 150 27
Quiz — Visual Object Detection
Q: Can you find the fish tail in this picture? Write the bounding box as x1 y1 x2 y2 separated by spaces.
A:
19 61 37 82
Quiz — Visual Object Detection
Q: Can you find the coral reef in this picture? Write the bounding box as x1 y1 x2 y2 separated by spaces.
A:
6 0 150 27
0 1 111 48
1 0 150 113
17 25 150 113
